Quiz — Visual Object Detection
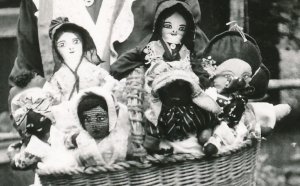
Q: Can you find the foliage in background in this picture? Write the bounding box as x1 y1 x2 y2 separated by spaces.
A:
256 153 285 186
0 111 14 132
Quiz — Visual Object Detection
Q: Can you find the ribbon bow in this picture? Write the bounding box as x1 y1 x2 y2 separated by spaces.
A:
49 17 70 40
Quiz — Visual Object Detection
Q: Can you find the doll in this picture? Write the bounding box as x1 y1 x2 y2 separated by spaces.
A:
52 87 132 166
43 17 118 103
110 0 208 82
142 61 221 156
8 87 77 170
198 30 291 155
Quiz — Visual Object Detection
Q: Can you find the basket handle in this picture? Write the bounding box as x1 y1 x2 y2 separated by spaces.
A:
125 66 148 160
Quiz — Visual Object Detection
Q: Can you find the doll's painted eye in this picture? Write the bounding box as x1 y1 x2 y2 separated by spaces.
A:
27 123 34 128
40 116 46 122
97 116 105 122
242 74 251 82
73 38 81 44
57 42 65 48
96 113 107 122
84 116 91 122
224 74 234 81
163 23 172 29
179 26 186 32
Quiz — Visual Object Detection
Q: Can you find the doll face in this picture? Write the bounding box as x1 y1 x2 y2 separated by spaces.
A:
162 12 186 44
82 106 109 139
56 31 83 69
25 110 52 139
158 80 192 106
213 59 252 93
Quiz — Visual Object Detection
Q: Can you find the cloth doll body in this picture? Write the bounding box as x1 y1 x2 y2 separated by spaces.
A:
43 17 117 103
8 88 77 170
51 87 131 166
143 61 220 156
110 1 208 82
200 30 291 155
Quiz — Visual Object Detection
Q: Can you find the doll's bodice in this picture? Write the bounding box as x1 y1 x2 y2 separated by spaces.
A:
47 60 108 101
143 40 190 64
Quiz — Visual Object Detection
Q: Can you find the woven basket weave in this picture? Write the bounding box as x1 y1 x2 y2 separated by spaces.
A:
37 66 260 185
37 139 259 186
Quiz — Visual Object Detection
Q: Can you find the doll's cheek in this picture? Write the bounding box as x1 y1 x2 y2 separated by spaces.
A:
213 78 227 92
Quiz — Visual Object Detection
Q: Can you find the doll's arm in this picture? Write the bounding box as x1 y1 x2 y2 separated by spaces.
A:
8 141 40 170
142 118 161 153
43 78 63 104
110 47 146 80
74 131 104 167
247 103 291 136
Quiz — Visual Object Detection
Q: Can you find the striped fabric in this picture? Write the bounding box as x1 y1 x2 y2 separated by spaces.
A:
145 103 217 141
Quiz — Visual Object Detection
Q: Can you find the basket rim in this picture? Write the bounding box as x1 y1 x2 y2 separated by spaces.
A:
36 138 259 176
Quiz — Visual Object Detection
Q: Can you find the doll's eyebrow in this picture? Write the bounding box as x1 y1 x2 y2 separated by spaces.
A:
56 40 65 44
218 70 234 75
163 21 171 24
242 72 252 76
179 24 186 26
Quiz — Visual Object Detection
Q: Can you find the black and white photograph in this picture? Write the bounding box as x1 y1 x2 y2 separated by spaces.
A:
0 0 299 185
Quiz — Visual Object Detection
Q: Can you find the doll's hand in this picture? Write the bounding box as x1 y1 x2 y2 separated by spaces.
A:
157 147 174 155
274 104 291 121
198 129 213 145
29 75 46 88
77 142 103 167
157 141 173 155
76 131 104 166
201 56 217 79
14 151 39 169
7 141 22 161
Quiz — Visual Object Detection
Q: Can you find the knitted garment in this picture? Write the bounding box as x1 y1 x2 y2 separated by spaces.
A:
146 104 216 141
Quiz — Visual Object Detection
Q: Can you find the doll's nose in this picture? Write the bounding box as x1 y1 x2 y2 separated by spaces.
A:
69 47 74 52
171 30 177 34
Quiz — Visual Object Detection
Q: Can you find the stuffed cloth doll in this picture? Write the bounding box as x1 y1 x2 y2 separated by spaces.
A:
142 61 220 156
43 17 118 102
198 30 291 155
110 0 209 84
50 87 131 166
8 87 77 170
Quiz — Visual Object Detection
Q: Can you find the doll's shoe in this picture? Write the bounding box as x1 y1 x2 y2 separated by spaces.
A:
203 143 218 156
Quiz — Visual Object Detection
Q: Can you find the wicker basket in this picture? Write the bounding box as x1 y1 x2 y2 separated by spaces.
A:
36 66 260 186
37 139 259 186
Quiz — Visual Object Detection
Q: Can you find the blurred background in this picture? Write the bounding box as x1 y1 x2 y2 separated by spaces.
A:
0 0 299 185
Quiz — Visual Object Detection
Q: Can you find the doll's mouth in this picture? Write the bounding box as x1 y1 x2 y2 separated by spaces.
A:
170 97 180 101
